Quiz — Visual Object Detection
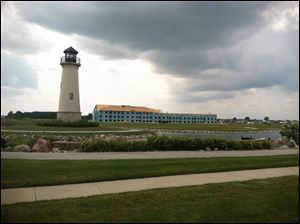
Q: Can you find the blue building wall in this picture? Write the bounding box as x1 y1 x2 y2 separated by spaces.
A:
93 107 217 124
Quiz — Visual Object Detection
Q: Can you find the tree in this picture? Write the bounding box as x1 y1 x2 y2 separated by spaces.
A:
14 111 24 119
232 117 237 123
81 113 93 120
7 111 14 118
280 123 299 145
264 116 269 121
244 116 250 121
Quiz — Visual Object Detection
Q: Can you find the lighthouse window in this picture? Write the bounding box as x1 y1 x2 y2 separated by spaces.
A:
69 93 73 100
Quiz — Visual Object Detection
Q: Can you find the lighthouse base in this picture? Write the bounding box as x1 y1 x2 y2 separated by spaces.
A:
57 111 81 122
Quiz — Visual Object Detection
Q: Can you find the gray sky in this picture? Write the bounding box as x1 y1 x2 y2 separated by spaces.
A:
1 1 299 119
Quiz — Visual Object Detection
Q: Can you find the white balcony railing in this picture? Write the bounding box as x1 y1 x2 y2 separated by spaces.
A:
60 56 81 65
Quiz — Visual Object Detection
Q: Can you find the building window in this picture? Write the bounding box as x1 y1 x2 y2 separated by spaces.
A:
69 93 73 100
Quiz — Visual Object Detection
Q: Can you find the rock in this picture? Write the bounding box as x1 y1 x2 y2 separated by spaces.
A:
205 147 211 151
4 146 13 151
214 147 219 151
274 137 289 145
13 144 31 152
57 135 65 141
51 147 60 153
279 145 289 150
287 140 296 148
31 138 51 153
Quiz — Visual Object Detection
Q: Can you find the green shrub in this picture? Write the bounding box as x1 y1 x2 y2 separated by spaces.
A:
81 140 109 152
212 138 227 150
226 141 241 150
146 135 173 151
252 141 262 150
37 120 99 127
201 138 215 150
280 123 299 145
261 140 272 149
240 141 254 150
80 136 274 152
6 135 31 147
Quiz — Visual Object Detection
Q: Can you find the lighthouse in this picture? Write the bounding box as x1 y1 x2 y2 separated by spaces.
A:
57 47 81 122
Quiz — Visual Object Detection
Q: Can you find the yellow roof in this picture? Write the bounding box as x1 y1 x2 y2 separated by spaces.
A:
95 104 161 113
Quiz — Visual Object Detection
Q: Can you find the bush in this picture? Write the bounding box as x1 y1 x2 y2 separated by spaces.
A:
252 141 263 150
280 123 299 145
226 141 241 150
1 137 7 149
80 135 271 152
37 120 99 127
80 139 148 152
6 135 31 147
146 135 172 151
261 140 272 149
240 141 254 150
212 138 227 150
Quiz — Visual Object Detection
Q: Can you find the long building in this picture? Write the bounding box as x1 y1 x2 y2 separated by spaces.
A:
93 104 217 124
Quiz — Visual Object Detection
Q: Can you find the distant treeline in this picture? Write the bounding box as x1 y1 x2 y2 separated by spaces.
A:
6 111 92 120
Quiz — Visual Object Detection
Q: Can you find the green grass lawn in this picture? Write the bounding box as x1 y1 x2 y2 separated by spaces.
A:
1 118 124 131
101 121 283 131
1 176 298 223
1 155 298 189
1 117 283 131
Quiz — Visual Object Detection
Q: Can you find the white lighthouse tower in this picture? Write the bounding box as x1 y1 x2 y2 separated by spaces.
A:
57 47 81 122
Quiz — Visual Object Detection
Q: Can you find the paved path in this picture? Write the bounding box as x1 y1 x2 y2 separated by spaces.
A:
1 149 298 160
1 166 298 205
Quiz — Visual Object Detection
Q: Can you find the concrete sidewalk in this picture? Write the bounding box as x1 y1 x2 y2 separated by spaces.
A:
1 166 298 205
1 149 298 160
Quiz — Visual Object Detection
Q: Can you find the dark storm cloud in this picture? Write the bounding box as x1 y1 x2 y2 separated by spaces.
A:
15 1 269 52
12 1 299 101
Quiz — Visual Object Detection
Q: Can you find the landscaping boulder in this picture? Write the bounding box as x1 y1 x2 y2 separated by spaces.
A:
205 147 212 151
51 147 60 153
286 140 297 148
13 144 31 152
4 146 13 151
279 145 289 150
275 137 289 145
31 138 51 153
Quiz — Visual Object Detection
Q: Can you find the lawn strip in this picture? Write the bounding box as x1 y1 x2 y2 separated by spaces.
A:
1 154 298 188
1 176 298 223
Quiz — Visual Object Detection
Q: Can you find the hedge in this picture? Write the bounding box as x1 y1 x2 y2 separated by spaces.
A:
37 120 99 127
80 135 272 152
